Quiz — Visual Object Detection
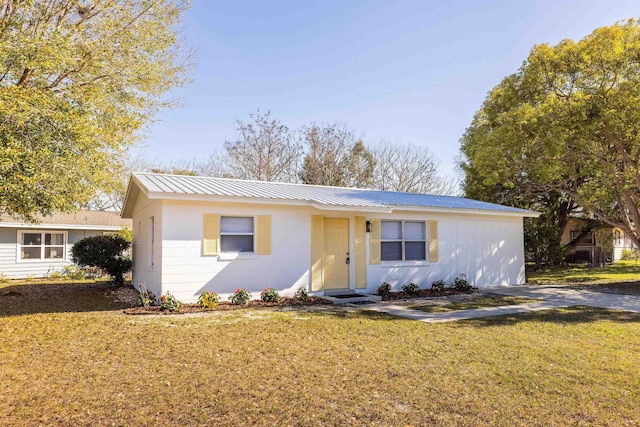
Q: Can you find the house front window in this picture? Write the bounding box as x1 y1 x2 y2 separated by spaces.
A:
381 221 426 261
220 216 254 253
19 231 66 261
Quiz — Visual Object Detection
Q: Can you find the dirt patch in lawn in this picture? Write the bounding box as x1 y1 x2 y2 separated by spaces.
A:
0 280 135 317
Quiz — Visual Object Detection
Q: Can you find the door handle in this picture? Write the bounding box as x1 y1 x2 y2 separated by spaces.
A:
346 252 350 264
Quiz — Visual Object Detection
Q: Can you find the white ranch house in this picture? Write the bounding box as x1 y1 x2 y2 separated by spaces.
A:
0 211 131 279
122 173 538 302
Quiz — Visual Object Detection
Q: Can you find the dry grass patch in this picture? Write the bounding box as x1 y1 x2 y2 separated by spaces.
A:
409 295 541 313
1 280 639 426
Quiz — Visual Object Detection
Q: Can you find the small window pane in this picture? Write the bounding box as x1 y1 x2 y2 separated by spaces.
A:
405 222 425 240
45 233 64 245
381 242 402 261
45 247 64 259
22 233 41 246
221 217 254 233
405 242 426 261
221 235 254 252
381 221 401 240
21 247 41 259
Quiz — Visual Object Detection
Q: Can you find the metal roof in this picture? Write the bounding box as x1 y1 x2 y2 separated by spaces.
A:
124 172 538 217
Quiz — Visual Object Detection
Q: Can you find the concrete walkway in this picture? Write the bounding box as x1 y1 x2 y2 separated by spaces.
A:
364 285 640 323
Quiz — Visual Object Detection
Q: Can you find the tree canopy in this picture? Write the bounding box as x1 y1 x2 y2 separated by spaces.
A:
0 0 190 221
460 19 640 254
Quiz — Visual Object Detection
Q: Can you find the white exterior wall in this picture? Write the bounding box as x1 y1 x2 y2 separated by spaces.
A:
131 193 163 297
0 228 109 279
159 201 311 302
129 198 527 303
367 211 525 291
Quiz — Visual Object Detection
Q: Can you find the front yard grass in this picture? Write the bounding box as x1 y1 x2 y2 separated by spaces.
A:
1 281 640 426
528 260 640 294
409 295 541 313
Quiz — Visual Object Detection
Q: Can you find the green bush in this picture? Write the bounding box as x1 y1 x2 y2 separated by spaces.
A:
160 292 182 312
377 282 392 298
260 287 281 303
401 282 421 295
453 275 472 291
198 291 220 308
620 249 640 261
431 280 447 293
71 235 132 284
229 288 251 305
294 286 309 301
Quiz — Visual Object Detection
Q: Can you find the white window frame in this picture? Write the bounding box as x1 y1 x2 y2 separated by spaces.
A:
148 217 154 269
220 216 255 254
17 230 68 263
380 220 427 262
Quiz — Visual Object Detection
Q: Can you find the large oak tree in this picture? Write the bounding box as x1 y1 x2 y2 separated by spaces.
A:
460 19 640 257
0 0 190 221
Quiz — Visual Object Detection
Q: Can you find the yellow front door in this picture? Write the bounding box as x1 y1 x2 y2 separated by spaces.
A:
323 218 350 290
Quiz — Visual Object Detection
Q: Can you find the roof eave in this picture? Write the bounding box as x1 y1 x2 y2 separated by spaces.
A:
0 223 126 230
390 205 541 218
121 175 143 219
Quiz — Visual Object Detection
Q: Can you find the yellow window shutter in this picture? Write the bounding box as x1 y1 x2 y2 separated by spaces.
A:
429 220 439 263
310 215 324 292
203 214 220 256
369 219 381 265
256 216 272 255
354 216 367 288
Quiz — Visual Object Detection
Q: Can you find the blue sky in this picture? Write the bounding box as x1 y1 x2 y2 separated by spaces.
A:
142 0 640 180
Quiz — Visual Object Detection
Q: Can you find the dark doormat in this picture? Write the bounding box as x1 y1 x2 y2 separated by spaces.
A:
330 293 368 299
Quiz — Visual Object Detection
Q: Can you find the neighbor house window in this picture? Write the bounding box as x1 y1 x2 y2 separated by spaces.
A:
220 216 254 253
19 231 66 261
614 230 622 246
381 221 426 261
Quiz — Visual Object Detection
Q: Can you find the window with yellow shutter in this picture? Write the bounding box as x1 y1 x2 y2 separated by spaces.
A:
220 216 254 253
380 221 426 261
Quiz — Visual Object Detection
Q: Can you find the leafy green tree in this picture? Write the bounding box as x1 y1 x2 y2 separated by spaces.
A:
0 0 190 221
71 235 132 284
460 19 640 257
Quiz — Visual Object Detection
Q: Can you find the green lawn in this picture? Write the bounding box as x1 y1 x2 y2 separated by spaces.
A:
1 281 640 426
409 295 540 313
528 260 640 292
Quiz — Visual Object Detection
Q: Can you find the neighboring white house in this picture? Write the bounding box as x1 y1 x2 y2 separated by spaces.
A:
121 173 539 303
0 211 132 279
562 218 637 265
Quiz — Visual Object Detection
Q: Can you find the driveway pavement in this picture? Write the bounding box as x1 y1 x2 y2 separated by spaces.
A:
364 285 640 323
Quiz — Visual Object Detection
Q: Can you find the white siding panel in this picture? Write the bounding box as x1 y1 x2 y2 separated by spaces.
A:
131 193 163 297
367 213 525 291
159 201 311 303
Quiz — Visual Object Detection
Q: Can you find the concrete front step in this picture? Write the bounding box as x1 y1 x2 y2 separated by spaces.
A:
322 293 382 305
